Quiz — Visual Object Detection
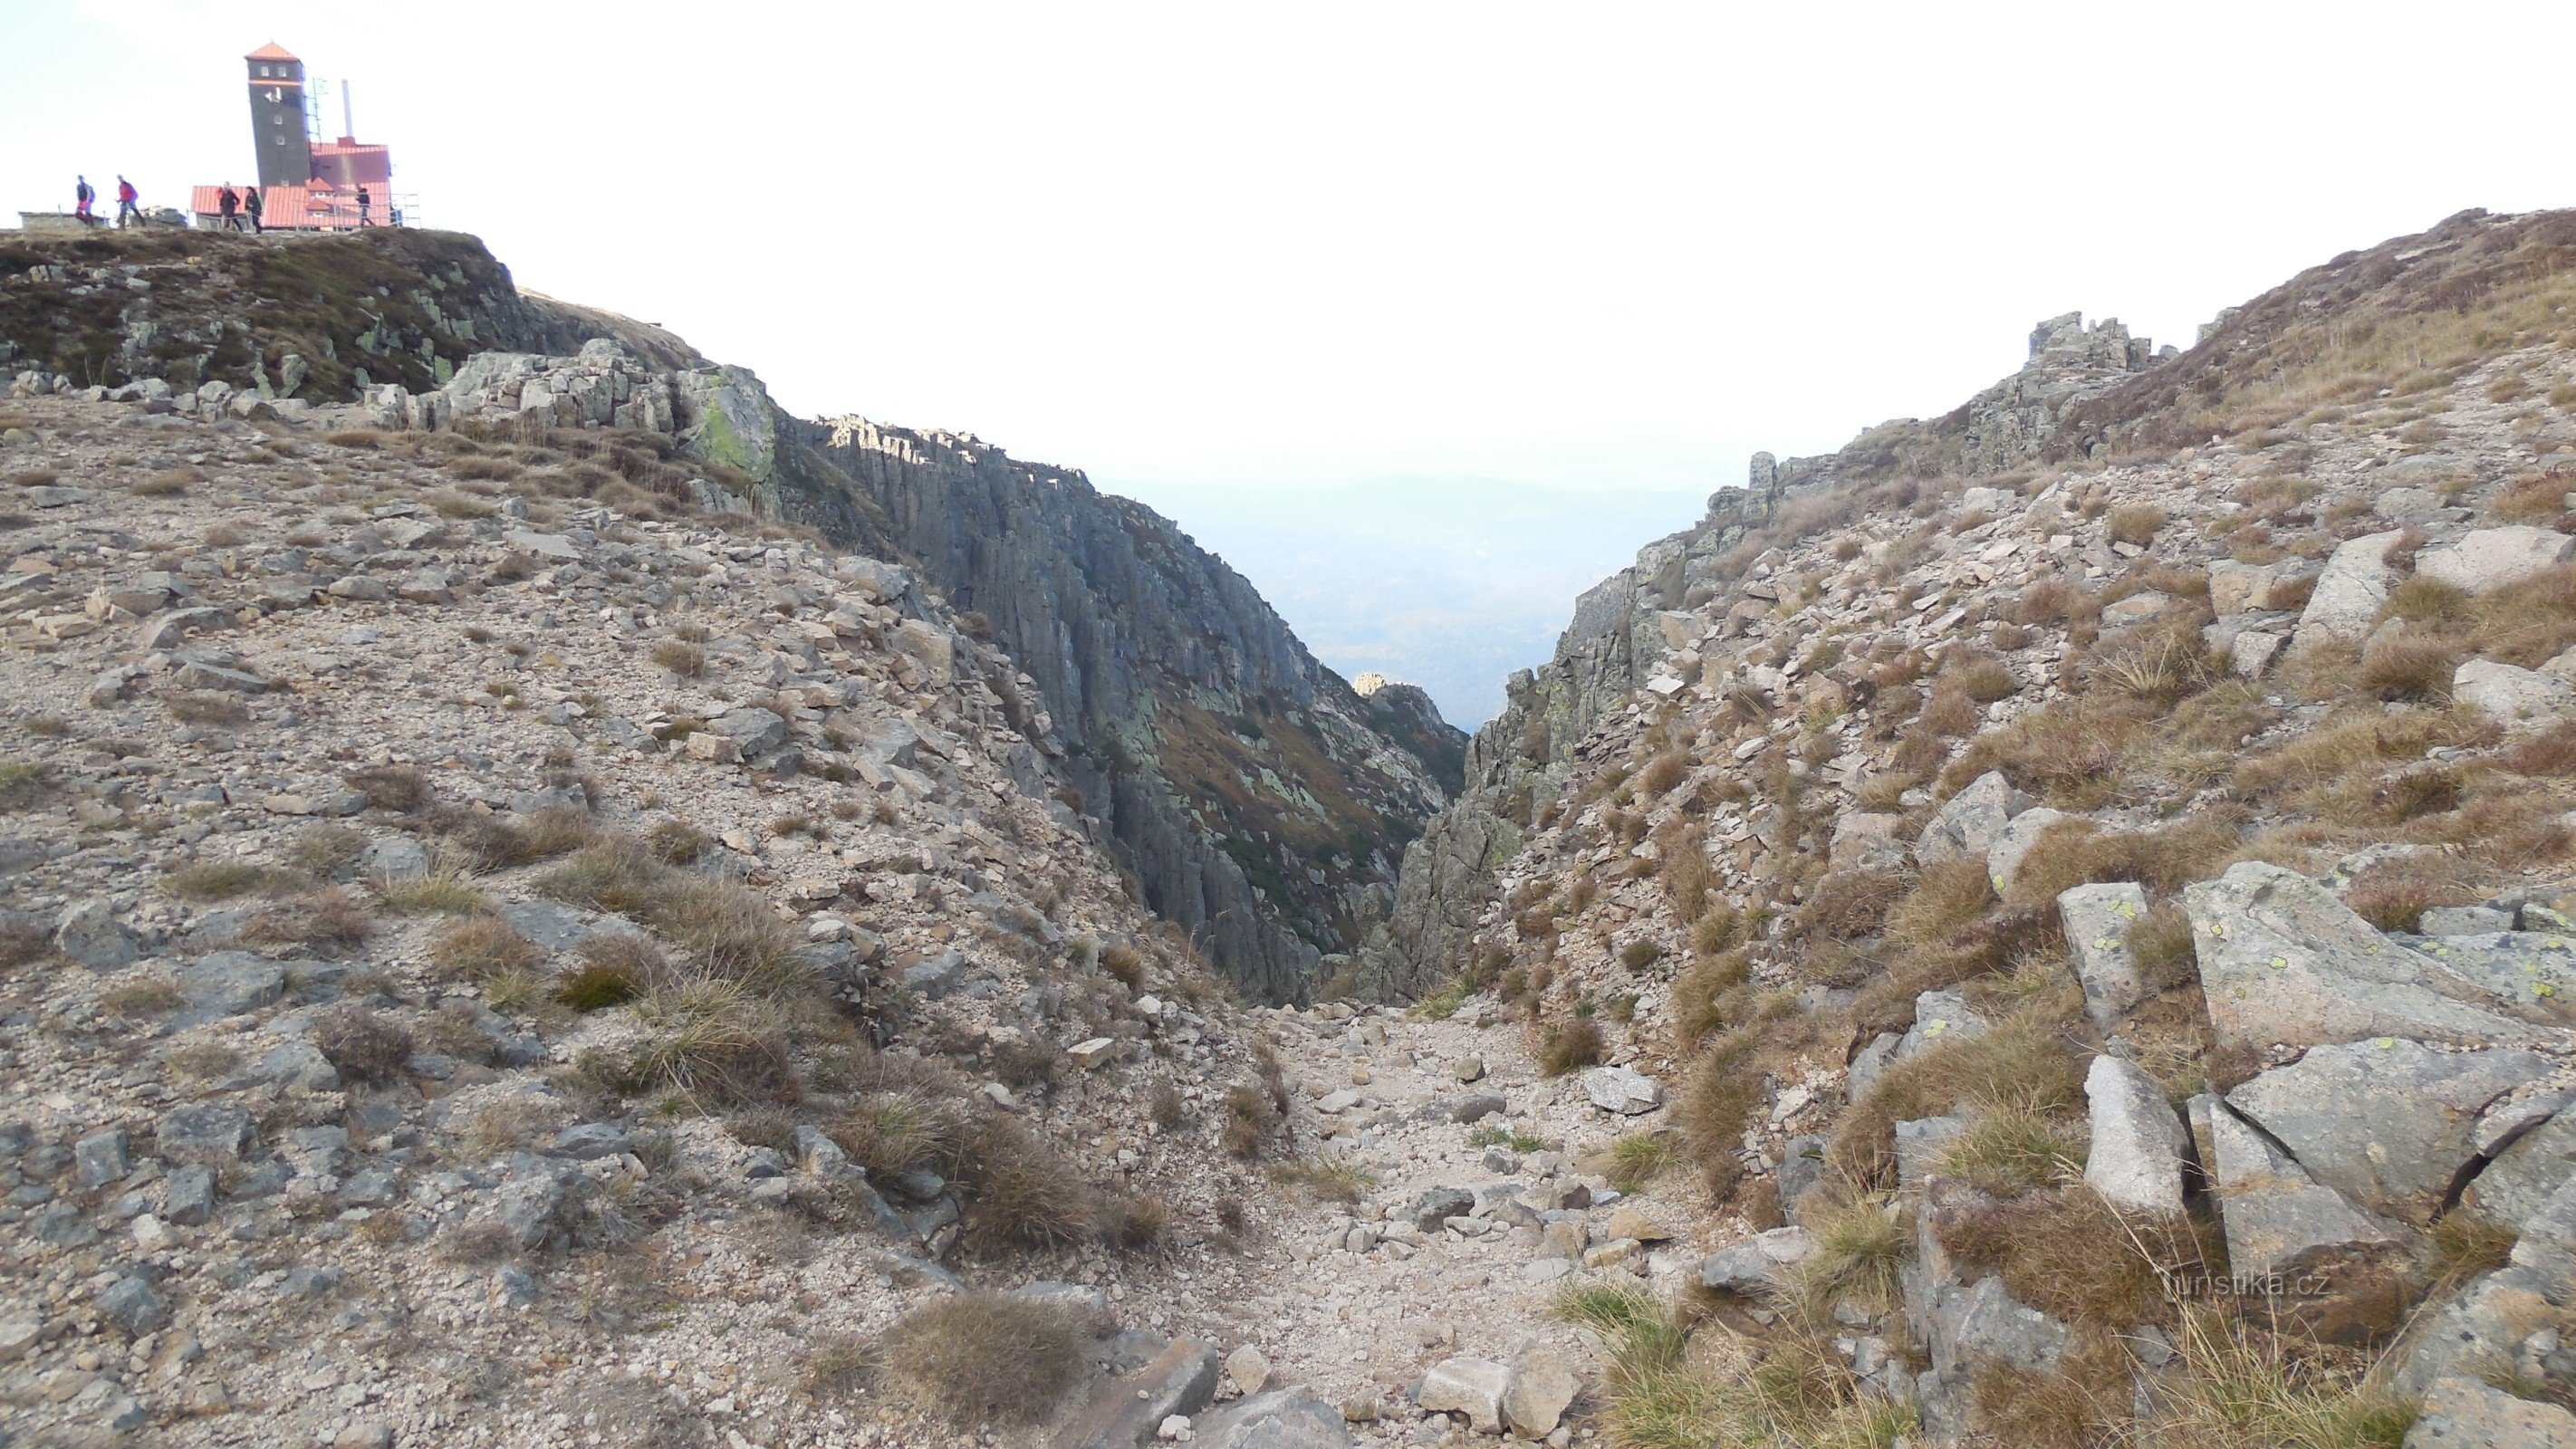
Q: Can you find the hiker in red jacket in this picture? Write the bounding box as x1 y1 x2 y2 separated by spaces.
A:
73 176 95 225
114 177 140 228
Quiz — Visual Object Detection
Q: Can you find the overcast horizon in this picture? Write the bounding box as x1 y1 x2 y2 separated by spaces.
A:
11 1 2574 724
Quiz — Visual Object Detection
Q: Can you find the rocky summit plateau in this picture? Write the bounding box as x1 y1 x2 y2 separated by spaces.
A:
10 206 2576 1449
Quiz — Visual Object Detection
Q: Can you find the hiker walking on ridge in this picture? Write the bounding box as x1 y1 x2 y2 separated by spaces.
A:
217 185 241 231
114 176 140 228
73 176 95 225
356 184 371 227
243 186 262 235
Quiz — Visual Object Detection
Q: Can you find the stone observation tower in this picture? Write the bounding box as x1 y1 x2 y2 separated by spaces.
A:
193 42 402 231
244 42 312 188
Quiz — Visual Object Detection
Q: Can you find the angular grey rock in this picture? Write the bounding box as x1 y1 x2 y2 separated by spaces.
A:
2083 1055 2188 1214
74 1128 131 1190
1777 1135 1828 1223
163 1163 216 1224
1699 1225 1817 1293
53 900 135 969
177 951 288 1023
1829 811 1908 870
1896 1115 1967 1188
1062 1339 1220 1449
2421 907 2519 937
1189 1387 1356 1448
253 1036 341 1090
1501 1345 1580 1438
2402 1375 2576 1447
2195 1096 2390 1286
156 1102 255 1166
709 706 788 755
1897 989 1988 1060
2229 1041 2556 1213
136 605 236 650
173 656 269 693
1985 805 2068 896
1407 1187 1475 1232
2295 529 2407 648
1934 1273 2070 1380
2465 1111 2576 1232
2184 861 2547 1053
1581 1065 1665 1114
2059 881 2150 1031
1447 1092 1506 1124
2405 1176 2576 1396
1917 771 2014 868
2409 931 2576 1012
1417 1357 1511 1435
1846 1032 1901 1103
477 1166 568 1250
1225 1343 1272 1396
360 833 429 880
2455 657 2576 730
93 1275 168 1337
29 1202 99 1247
2415 526 2576 595
900 949 966 999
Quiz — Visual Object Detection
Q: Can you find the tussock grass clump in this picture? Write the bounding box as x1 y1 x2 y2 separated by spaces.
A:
2137 1308 2417 1448
958 1115 1100 1248
1606 1131 1682 1194
98 974 185 1018
1801 1195 1913 1310
1677 1031 1764 1192
434 802 595 869
312 1007 416 1086
1670 949 1752 1046
1267 1156 1375 1203
431 916 543 982
164 691 250 725
1100 940 1148 990
1537 1015 1606 1076
240 888 373 954
2341 855 2480 934
1934 1185 2211 1335
1882 859 1997 945
166 859 293 901
1792 867 1910 942
0 919 53 967
2507 721 2576 775
2000 816 2242 911
0 760 49 813
1934 1104 2087 1197
342 763 428 811
2357 634 2460 703
649 640 707 677
1550 1281 1913 1449
2108 505 2167 545
879 1292 1092 1428
2126 902 2201 991
619 978 800 1106
542 833 806 993
1830 1014 2086 1187
1223 1081 1280 1159
378 868 488 916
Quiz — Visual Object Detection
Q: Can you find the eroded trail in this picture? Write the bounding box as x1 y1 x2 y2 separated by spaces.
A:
1120 996 1710 1444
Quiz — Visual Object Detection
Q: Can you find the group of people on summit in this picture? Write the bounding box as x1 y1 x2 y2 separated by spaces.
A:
72 174 376 231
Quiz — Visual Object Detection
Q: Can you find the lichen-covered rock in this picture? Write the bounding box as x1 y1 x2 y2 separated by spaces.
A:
2059 881 2149 1031
2228 1041 2556 1215
1918 771 2014 867
2414 526 2576 595
2084 1055 2188 1213
2294 529 2408 648
2197 1095 2404 1343
2184 861 2548 1053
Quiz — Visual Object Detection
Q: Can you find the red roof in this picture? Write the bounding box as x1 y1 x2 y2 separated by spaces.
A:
245 42 297 62
189 184 380 232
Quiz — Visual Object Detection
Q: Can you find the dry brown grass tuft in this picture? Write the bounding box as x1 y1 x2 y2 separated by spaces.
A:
311 1006 416 1086
240 888 373 954
2001 816 2242 911
431 916 544 982
342 763 428 811
1933 1185 2211 1334
2341 854 2480 933
1882 859 1997 945
879 1292 1092 1427
1537 1015 1606 1076
2108 505 2167 546
2356 634 2460 703
1677 1031 1763 1193
2126 903 2200 992
956 1116 1101 1249
1830 1013 2086 1187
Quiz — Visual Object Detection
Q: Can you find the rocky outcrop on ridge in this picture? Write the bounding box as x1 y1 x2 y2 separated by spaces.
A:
1360 206 2576 1442
1 228 1465 1004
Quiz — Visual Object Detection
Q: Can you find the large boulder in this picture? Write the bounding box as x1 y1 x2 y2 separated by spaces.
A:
2411 933 2576 1012
2294 529 2407 648
2454 658 2576 730
2403 1175 2576 1397
2464 1111 2576 1232
1699 1226 1817 1293
1190 1387 1355 1448
2197 1096 2404 1343
2083 1055 2188 1214
1985 807 2068 897
1918 772 2014 868
2227 1041 2557 1215
53 900 137 969
1418 1357 1511 1434
2402 1375 2576 1448
2184 861 2548 1053
2414 526 2576 595
2058 882 2150 1031
1060 1339 1221 1449
1581 1065 1665 1115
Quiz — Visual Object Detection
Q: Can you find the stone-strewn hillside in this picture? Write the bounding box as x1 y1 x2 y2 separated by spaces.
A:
0 228 1465 1004
1369 206 2576 1444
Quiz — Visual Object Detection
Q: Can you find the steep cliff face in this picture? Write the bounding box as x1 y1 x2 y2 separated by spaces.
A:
793 418 1462 1003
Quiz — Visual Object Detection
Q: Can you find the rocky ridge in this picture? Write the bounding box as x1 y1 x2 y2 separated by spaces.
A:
1362 206 2576 1444
0 227 1465 1006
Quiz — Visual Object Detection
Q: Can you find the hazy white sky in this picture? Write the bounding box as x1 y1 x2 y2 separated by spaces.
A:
13 1 2571 497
